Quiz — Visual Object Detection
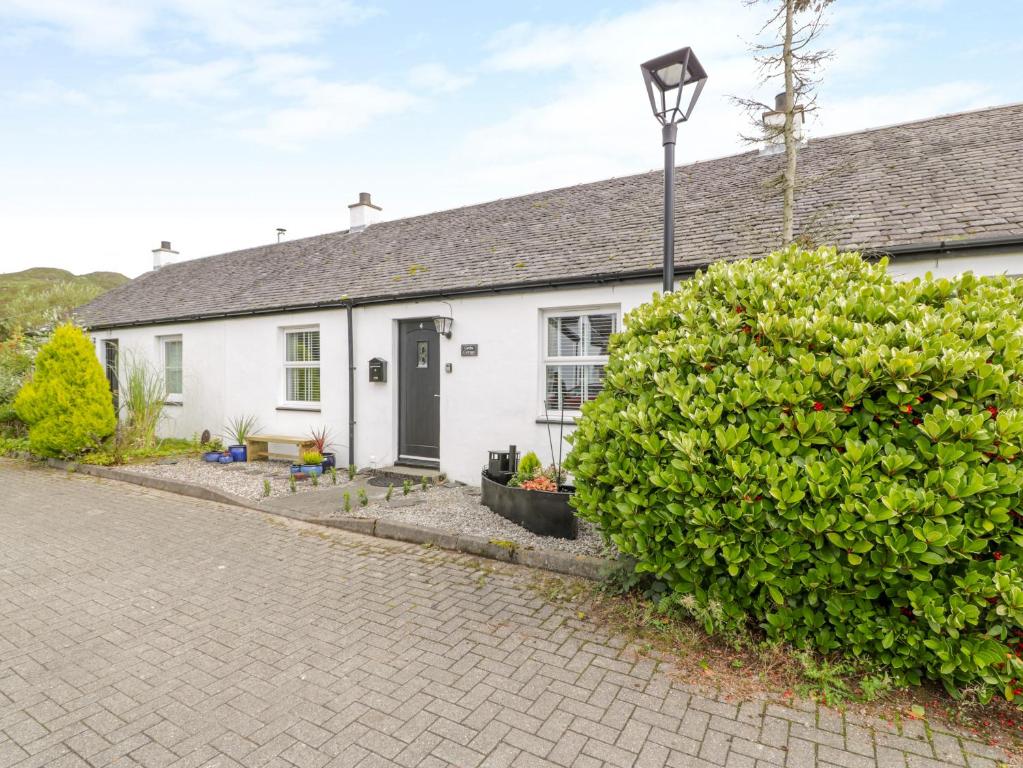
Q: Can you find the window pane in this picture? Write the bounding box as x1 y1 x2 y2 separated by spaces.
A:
584 314 615 355
164 340 182 396
286 330 320 363
164 340 182 368
545 364 605 410
287 367 320 402
584 364 607 400
166 368 182 396
547 316 580 357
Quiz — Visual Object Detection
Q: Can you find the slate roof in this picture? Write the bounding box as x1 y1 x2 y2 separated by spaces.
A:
77 103 1023 329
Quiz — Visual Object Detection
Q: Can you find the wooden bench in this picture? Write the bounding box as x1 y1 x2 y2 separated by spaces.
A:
245 434 317 462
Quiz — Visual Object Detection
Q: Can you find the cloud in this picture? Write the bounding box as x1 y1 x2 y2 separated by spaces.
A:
817 80 999 136
127 58 245 102
239 81 417 148
165 0 376 51
450 0 1008 201
457 1 770 194
0 0 154 53
0 0 373 53
408 63 472 94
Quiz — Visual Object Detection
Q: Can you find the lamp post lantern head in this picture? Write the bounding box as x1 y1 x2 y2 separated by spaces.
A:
640 46 707 126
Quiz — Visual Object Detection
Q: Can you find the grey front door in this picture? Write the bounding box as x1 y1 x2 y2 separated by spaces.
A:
398 319 440 465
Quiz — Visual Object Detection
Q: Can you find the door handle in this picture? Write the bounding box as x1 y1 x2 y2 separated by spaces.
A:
433 394 440 398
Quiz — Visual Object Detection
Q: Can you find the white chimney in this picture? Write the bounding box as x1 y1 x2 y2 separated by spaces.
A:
348 192 381 232
760 92 805 156
152 240 179 270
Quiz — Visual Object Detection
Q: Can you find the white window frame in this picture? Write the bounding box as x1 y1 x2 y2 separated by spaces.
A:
158 335 183 404
539 305 619 420
281 325 321 408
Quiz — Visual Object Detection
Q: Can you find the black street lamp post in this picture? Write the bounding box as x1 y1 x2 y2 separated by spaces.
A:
640 47 708 293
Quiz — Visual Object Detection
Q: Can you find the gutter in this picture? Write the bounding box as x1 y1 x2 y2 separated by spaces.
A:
79 233 1023 332
79 266 690 331
862 234 1023 259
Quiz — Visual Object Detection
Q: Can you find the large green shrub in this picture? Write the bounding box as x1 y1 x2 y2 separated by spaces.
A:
14 324 116 457
568 247 1023 701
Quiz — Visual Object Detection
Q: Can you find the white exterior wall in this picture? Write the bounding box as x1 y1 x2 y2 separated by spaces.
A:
91 309 350 459
91 250 1022 486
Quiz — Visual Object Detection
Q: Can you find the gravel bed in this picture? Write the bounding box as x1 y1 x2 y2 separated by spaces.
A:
335 485 612 558
120 459 613 557
121 458 353 500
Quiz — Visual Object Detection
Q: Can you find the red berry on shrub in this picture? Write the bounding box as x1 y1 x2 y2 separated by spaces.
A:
904 405 913 414
994 551 1003 560
735 306 744 314
813 401 825 411
917 395 925 403
913 418 922 425
842 405 853 413
988 406 999 417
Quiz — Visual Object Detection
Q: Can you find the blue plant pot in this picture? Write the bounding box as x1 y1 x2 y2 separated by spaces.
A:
228 445 247 462
203 451 222 462
321 452 336 469
301 464 323 477
218 455 234 464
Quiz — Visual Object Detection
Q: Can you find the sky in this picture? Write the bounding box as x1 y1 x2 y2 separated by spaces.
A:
1 0 1021 278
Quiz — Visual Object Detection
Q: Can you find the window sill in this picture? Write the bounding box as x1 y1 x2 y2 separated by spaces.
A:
164 400 183 407
277 405 321 412
536 415 579 426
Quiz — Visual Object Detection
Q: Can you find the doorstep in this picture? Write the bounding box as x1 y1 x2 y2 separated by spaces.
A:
368 465 445 485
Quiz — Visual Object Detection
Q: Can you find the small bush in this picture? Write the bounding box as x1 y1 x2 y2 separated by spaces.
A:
516 451 542 482
225 415 260 446
14 325 116 457
121 354 166 449
301 451 323 465
568 247 1023 703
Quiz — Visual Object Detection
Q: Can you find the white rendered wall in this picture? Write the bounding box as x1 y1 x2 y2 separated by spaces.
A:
886 251 1022 280
90 250 1023 486
91 308 350 462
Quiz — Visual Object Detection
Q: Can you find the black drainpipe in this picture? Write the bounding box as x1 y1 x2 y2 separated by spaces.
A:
346 301 356 468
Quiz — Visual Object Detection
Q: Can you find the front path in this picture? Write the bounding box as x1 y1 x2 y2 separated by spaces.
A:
0 461 1011 767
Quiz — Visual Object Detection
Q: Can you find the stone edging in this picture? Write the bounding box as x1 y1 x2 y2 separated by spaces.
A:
43 458 614 581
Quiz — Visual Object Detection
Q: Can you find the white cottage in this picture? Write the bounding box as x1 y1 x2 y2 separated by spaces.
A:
76 104 1023 484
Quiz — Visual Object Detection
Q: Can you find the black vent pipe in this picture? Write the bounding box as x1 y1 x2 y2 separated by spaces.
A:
346 301 355 468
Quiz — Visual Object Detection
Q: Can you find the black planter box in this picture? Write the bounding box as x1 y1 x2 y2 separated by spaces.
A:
480 471 578 539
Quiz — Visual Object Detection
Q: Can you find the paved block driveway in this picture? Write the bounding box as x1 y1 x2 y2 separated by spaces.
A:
0 462 1013 768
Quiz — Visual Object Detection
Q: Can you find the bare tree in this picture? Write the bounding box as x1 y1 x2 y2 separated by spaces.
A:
733 0 833 245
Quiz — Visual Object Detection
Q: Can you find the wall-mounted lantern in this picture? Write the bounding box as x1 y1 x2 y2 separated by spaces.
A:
433 316 453 338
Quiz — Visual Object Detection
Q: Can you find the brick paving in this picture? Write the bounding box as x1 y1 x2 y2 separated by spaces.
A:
0 460 1014 768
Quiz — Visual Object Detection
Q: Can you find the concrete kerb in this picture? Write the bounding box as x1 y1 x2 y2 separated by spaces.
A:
43 458 615 581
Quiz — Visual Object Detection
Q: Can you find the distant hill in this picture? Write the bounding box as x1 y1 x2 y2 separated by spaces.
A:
0 267 129 304
0 267 130 337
